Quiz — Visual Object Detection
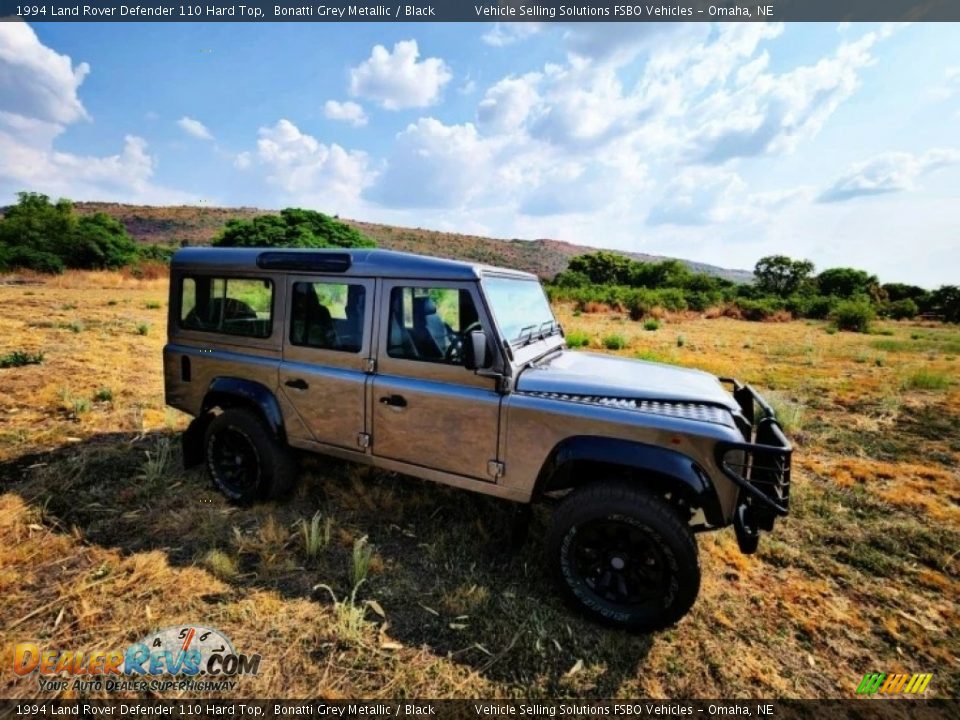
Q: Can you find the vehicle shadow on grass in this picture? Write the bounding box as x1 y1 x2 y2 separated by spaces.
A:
2 431 654 696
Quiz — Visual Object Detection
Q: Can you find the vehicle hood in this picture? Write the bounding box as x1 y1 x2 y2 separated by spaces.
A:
515 350 738 410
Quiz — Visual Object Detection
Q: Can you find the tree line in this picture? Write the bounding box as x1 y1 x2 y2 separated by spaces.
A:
2 192 955 327
0 193 374 275
548 251 959 329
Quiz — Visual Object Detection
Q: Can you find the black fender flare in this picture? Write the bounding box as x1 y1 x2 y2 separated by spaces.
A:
182 377 285 468
534 435 724 526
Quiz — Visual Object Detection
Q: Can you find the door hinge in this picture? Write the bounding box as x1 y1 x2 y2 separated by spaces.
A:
357 433 371 449
487 460 505 479
364 358 376 373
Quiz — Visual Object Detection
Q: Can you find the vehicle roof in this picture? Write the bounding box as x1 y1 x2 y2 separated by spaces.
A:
171 247 538 281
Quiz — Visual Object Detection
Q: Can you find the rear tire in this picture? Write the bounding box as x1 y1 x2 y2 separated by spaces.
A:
203 407 296 504
548 481 700 632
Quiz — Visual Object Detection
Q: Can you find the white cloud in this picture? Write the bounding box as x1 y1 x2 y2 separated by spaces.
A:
560 23 695 64
647 167 746 226
0 126 194 204
0 24 194 204
930 66 960 100
323 100 368 127
246 119 372 208
366 118 494 208
0 22 89 126
818 148 960 202
349 40 451 110
176 116 213 140
531 60 646 149
477 73 541 133
519 163 615 216
686 26 882 163
482 22 543 47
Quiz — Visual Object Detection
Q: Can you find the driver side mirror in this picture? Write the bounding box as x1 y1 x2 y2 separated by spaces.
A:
463 329 493 371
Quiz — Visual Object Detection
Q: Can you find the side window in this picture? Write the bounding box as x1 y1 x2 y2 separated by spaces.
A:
387 286 481 364
180 276 273 338
290 281 366 353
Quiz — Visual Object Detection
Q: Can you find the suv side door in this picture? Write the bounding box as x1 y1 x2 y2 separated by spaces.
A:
371 280 501 481
279 275 374 452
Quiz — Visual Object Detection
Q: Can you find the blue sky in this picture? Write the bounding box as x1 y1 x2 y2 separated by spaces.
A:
1 21 958 286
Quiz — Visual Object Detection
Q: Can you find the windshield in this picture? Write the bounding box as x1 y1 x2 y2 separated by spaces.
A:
482 276 558 344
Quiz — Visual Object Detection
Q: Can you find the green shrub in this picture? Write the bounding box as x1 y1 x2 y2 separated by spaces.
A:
654 288 688 312
903 369 951 391
786 294 835 319
736 298 783 321
2 246 65 274
685 290 722 312
137 244 176 263
634 349 672 363
643 319 660 331
676 334 685 347
623 288 655 320
831 299 875 333
144 300 162 310
93 387 114 402
602 334 628 350
806 296 836 320
565 330 590 348
0 350 44 368
136 323 150 336
215 208 375 249
552 270 590 288
885 298 918 320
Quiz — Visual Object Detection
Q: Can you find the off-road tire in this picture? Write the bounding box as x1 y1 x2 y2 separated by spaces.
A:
204 407 296 504
548 481 700 632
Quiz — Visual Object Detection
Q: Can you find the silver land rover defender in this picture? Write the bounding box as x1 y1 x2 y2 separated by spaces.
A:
164 247 791 631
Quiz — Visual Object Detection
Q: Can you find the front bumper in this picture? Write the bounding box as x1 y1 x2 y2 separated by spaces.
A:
716 378 793 554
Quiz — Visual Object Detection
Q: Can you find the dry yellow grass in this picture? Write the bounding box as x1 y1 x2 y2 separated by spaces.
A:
1 272 958 699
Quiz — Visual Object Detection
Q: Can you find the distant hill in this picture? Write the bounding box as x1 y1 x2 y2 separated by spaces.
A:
69 202 754 283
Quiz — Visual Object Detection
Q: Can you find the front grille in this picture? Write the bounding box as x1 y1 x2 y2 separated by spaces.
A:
519 391 735 427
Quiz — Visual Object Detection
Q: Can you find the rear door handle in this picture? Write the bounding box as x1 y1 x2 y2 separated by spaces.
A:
379 394 407 408
285 378 309 390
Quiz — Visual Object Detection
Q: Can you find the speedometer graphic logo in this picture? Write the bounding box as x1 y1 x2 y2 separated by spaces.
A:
127 625 259 677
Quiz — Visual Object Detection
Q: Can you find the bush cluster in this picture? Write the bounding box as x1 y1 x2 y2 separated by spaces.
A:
548 251 959 329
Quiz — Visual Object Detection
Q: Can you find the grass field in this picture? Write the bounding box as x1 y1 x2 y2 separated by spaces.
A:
1 271 958 700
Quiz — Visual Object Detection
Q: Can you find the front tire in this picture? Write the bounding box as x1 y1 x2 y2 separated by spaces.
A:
548 481 700 632
203 407 296 504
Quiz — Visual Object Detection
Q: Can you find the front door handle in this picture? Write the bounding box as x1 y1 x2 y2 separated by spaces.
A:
379 394 407 408
285 378 309 390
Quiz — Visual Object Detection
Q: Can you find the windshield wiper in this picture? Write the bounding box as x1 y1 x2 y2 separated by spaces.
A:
513 321 561 348
516 324 537 347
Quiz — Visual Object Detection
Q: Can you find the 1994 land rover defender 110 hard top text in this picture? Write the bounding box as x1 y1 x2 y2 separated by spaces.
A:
164 248 792 631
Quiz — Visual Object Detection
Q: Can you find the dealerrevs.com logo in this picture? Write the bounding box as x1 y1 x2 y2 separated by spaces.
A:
856 672 933 695
11 625 261 693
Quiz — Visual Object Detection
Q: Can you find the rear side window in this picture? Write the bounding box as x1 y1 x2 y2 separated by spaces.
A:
290 281 366 353
180 276 274 338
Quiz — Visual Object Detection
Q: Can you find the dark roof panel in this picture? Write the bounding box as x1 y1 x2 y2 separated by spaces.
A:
171 247 536 281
